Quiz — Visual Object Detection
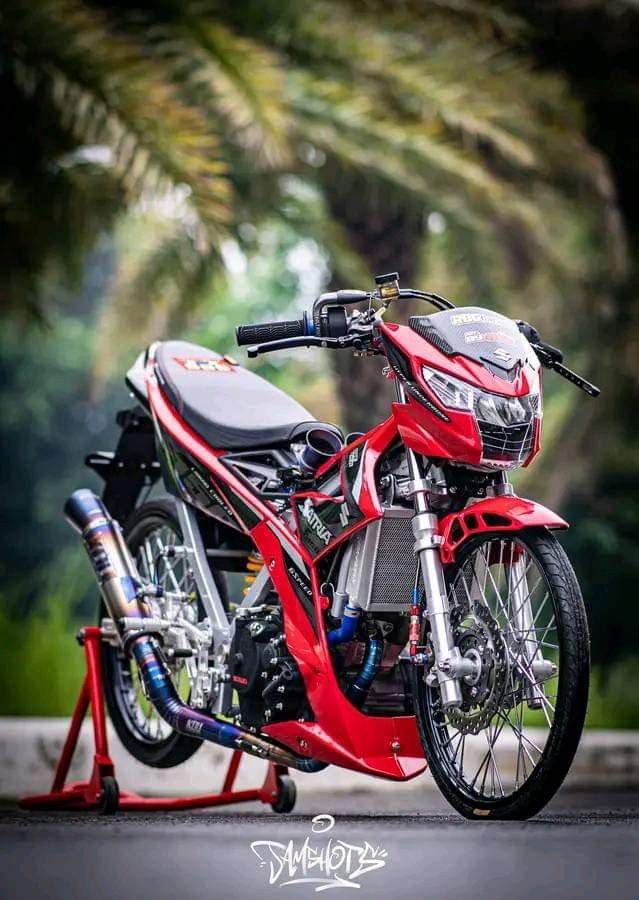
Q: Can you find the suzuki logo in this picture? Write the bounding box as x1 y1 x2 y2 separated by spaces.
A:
493 347 515 365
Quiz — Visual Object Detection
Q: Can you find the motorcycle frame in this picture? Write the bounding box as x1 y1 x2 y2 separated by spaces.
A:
143 331 567 781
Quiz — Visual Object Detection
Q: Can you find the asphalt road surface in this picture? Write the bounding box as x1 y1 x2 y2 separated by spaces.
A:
1 790 638 900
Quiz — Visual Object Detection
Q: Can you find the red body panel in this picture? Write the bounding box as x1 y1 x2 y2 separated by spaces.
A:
382 321 541 397
142 318 561 781
291 416 397 561
146 353 426 779
254 521 426 779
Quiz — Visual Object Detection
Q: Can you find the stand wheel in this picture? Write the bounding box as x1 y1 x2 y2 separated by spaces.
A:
99 776 120 815
270 775 296 814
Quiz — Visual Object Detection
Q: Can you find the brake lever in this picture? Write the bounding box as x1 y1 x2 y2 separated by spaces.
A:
549 361 600 397
247 334 358 358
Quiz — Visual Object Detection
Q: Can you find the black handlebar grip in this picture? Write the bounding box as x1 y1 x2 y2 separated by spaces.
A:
236 317 307 346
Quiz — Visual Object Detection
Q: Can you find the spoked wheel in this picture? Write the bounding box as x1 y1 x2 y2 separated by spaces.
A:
413 528 589 820
101 499 204 768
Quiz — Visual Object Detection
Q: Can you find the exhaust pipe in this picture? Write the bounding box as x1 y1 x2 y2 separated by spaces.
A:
65 489 326 772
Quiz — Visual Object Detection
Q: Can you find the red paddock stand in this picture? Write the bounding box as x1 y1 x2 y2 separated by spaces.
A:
19 626 296 815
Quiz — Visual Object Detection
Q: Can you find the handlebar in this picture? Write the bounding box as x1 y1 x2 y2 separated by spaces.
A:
236 314 312 347
236 283 454 354
234 282 599 399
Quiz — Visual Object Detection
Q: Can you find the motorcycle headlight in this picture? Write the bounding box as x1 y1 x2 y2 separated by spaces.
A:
421 365 541 467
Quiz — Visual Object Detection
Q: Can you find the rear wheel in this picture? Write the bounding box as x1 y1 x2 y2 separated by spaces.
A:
101 499 205 768
413 528 589 820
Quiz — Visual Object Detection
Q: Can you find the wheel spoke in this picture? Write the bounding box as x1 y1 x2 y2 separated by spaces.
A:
110 518 200 748
426 533 572 804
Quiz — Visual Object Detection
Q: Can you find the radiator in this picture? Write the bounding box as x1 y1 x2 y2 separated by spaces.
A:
343 507 421 611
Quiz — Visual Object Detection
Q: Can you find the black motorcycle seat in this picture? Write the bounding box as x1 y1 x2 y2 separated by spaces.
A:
154 340 319 450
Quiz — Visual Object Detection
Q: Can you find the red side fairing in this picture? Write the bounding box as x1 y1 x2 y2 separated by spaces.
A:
255 521 425 779
382 321 540 395
145 355 426 780
381 321 542 468
290 417 398 561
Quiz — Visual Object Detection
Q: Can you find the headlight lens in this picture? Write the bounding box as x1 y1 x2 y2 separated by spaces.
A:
421 364 541 466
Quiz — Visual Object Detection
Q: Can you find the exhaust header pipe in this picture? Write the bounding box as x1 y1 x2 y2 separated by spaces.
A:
66 489 326 773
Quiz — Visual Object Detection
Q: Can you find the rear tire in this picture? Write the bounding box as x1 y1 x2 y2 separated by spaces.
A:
101 498 204 768
413 528 589 820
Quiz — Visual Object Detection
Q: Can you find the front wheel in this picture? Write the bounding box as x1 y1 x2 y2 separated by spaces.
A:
413 528 589 820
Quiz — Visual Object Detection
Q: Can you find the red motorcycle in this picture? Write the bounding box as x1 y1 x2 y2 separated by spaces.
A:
70 273 596 819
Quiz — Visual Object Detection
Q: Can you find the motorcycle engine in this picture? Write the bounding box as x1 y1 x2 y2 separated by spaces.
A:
229 606 308 729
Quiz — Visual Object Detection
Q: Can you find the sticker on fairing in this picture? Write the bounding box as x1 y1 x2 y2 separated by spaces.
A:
464 329 517 346
173 357 236 373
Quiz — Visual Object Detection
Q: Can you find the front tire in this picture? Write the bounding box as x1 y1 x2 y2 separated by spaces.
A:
413 528 589 820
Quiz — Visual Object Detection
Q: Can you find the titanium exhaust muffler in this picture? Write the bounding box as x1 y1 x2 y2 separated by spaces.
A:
65 489 326 772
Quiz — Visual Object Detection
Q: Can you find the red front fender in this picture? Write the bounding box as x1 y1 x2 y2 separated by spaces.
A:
438 496 568 564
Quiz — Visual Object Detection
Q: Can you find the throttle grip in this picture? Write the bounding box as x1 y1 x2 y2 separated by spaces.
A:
236 316 309 347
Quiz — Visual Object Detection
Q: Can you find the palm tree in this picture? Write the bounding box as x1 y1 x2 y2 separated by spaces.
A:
1 2 616 321
1 0 622 476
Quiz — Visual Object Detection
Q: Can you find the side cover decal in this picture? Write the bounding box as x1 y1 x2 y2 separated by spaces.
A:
155 429 265 533
291 444 369 559
218 460 263 529
267 523 317 632
294 495 348 557
341 441 367 518
155 429 244 530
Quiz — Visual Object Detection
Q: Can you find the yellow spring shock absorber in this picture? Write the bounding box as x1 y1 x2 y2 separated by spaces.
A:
243 550 263 596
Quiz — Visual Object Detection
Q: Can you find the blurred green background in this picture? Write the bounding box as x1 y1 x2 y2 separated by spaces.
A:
0 1 637 726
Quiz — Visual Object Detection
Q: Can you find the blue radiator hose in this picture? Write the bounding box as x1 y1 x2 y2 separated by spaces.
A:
347 636 384 707
327 604 360 646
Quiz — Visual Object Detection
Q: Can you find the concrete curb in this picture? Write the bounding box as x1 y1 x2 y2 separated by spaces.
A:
1 718 638 800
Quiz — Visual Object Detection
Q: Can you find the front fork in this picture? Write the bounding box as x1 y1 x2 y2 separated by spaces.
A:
402 443 551 712
397 382 468 709
405 446 474 708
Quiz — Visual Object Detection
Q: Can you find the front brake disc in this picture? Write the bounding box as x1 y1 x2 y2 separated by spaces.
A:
446 598 509 736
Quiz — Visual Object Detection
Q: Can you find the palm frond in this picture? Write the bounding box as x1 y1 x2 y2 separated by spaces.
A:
3 0 233 241
123 7 291 167
289 74 551 240
92 225 218 389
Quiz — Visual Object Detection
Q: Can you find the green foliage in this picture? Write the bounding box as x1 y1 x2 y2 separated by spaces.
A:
2 0 619 347
561 470 639 671
0 258 123 603
586 662 639 730
0 553 89 716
